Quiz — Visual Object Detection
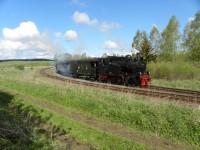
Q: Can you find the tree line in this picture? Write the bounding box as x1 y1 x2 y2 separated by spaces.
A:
132 11 200 63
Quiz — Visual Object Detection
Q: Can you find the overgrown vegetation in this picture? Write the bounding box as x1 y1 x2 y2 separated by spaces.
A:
0 91 62 150
148 61 200 80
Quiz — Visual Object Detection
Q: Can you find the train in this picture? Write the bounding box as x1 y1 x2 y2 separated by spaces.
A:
55 53 150 87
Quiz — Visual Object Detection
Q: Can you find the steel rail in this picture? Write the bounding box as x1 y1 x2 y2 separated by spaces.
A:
149 85 200 95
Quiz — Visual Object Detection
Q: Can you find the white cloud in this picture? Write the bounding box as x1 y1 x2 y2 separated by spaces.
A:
64 30 78 41
99 22 121 32
73 11 98 26
103 40 131 56
3 21 39 40
70 0 86 6
0 40 25 50
104 40 120 49
0 21 61 60
72 11 121 32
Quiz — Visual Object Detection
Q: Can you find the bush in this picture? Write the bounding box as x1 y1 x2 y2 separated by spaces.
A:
148 61 200 80
15 65 25 70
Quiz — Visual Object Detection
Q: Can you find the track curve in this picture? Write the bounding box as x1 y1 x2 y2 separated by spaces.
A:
39 67 200 104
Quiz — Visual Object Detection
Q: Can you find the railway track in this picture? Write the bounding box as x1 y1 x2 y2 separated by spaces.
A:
39 67 200 104
149 85 200 95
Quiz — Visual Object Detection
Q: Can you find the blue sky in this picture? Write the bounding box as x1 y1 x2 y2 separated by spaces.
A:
0 0 199 59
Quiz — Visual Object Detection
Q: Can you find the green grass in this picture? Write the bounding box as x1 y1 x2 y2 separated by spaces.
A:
1 79 199 147
0 60 52 68
151 79 200 91
0 61 199 149
14 98 147 150
0 66 199 149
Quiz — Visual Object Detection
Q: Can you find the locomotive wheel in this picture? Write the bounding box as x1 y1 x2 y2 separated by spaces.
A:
116 77 123 85
106 78 115 84
125 76 138 87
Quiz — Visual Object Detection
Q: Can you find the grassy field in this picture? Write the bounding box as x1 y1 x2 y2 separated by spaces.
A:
0 60 52 68
0 61 200 150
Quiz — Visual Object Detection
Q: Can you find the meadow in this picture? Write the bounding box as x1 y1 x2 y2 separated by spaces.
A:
0 61 199 150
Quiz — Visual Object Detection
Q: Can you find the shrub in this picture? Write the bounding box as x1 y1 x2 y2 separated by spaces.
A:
15 65 25 70
148 61 200 80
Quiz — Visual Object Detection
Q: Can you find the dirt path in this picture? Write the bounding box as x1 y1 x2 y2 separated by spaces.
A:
0 87 192 150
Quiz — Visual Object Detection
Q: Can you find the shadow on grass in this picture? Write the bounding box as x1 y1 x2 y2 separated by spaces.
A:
0 91 60 150
0 91 34 149
0 91 13 106
0 91 14 125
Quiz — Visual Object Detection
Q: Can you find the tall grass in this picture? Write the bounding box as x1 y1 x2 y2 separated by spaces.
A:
15 99 148 150
0 78 199 147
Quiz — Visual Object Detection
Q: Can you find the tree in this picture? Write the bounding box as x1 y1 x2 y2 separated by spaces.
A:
132 30 143 51
139 32 157 63
183 11 200 61
81 52 87 59
183 20 192 43
102 53 108 58
160 16 180 61
150 25 160 53
132 30 157 63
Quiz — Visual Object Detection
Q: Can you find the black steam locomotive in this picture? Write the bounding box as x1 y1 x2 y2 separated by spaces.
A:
55 53 150 87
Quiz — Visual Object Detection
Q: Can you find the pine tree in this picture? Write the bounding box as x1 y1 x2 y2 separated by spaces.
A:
139 32 157 63
132 31 157 63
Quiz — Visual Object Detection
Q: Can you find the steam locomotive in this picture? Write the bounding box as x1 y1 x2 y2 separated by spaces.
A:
55 53 150 87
